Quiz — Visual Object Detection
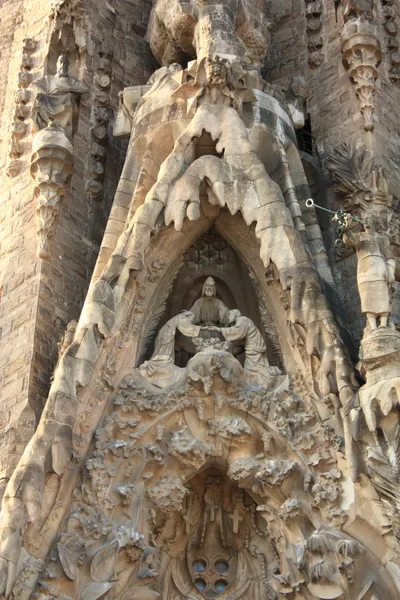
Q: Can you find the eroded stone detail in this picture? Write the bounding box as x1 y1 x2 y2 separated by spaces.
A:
2 0 400 597
31 54 88 135
6 38 37 178
379 0 400 84
305 0 325 68
340 16 382 131
86 45 112 201
30 123 73 259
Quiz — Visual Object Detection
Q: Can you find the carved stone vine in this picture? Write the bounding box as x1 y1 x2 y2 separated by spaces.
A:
340 9 382 131
6 38 37 178
30 123 73 258
305 0 324 68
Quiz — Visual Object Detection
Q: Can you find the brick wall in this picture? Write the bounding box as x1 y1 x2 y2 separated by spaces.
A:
0 0 156 492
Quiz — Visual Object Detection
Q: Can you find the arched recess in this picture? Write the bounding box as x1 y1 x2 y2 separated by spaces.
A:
142 226 280 368
116 200 307 382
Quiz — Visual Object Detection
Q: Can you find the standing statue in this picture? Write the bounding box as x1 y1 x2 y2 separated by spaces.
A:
32 54 89 134
343 215 395 330
189 277 229 326
139 311 200 387
209 309 281 383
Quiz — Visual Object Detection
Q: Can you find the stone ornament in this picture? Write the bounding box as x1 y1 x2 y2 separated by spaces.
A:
2 0 400 597
50 0 87 51
13 362 397 599
139 278 283 389
31 54 89 135
340 16 382 131
343 214 395 330
147 0 271 66
86 47 111 201
30 123 73 259
6 37 37 177
377 0 400 84
327 142 396 329
86 46 112 202
305 0 325 68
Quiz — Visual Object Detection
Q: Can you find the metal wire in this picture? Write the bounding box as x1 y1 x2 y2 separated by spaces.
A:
305 198 365 246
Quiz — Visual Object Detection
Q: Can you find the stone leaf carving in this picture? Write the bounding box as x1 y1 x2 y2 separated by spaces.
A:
326 140 392 216
168 427 213 468
90 539 119 582
208 417 252 438
57 543 78 581
81 582 115 600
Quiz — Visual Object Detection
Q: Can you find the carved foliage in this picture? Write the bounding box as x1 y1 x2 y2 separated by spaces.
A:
326 140 392 216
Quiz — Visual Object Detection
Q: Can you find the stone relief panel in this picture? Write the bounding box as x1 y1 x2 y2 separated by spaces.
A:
23 361 398 599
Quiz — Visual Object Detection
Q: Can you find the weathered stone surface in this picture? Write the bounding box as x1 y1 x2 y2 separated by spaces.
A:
0 0 400 598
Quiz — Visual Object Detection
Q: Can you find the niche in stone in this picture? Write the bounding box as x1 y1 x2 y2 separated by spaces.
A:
161 469 278 599
138 230 285 389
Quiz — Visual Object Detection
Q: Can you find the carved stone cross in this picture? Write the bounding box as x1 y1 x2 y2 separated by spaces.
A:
229 507 243 534
183 512 194 534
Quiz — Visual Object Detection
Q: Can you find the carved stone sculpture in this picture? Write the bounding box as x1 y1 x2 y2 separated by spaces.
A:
31 54 88 134
3 0 400 598
328 140 400 518
139 310 200 386
327 141 396 330
340 18 382 131
343 214 395 330
189 277 229 326
210 309 282 385
30 122 74 258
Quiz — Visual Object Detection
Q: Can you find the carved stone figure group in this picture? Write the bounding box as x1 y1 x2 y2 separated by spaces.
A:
139 277 280 388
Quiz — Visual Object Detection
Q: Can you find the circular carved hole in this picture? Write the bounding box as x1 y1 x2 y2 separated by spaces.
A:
193 559 207 573
214 559 229 573
194 578 207 591
215 580 228 592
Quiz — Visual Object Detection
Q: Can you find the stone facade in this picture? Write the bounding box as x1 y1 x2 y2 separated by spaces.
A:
0 0 400 599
